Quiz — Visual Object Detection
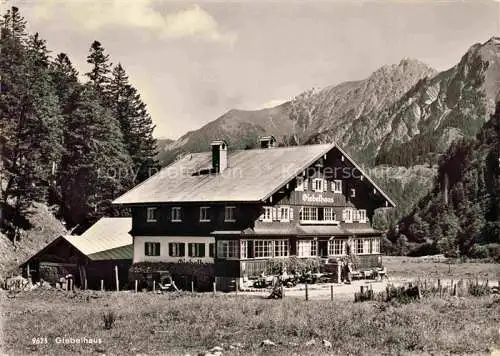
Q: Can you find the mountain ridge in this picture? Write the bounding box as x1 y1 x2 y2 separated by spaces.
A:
158 56 437 165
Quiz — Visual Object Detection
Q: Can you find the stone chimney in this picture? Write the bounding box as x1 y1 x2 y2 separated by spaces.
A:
259 135 276 149
211 140 228 173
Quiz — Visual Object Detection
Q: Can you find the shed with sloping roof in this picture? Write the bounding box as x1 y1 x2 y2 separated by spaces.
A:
20 217 132 290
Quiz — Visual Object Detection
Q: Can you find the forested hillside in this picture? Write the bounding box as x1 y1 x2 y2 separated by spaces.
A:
391 103 500 260
0 7 158 241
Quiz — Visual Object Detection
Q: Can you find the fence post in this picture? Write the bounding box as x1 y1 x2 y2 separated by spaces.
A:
100 279 104 292
330 284 334 301
153 280 156 293
115 266 119 292
305 282 309 301
191 280 194 294
213 282 217 297
235 280 238 296
135 280 138 293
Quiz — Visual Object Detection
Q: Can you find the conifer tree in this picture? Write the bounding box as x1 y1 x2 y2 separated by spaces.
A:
0 8 63 241
85 40 112 104
59 83 132 229
109 63 159 183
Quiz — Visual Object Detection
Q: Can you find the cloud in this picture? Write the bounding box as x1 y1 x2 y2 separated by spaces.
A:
32 0 236 43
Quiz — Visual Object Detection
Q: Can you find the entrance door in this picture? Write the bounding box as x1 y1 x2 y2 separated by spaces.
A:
318 240 328 258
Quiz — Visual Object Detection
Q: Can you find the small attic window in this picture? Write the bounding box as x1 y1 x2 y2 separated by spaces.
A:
350 189 356 198
147 207 157 222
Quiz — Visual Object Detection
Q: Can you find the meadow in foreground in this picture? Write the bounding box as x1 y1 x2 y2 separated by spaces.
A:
2 288 499 356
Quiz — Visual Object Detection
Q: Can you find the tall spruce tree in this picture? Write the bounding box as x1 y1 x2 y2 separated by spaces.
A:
110 63 159 183
85 40 111 104
0 8 63 241
59 83 132 230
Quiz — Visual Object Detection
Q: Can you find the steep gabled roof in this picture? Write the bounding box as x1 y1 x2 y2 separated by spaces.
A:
113 143 396 207
113 144 334 204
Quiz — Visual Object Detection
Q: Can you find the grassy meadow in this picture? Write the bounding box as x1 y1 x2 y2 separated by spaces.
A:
1 257 499 356
383 256 500 280
1 288 499 355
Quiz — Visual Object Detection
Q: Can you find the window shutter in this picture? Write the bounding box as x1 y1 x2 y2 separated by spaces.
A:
199 244 205 257
289 207 294 220
209 243 215 257
179 243 185 257
271 207 276 221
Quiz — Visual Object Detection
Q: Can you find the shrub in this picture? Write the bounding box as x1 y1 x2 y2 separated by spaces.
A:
407 242 440 257
382 284 421 304
381 236 397 255
265 257 320 275
485 243 500 262
102 311 116 330
467 244 489 259
467 280 491 297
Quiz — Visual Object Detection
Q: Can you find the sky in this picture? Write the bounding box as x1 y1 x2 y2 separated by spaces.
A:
4 0 500 139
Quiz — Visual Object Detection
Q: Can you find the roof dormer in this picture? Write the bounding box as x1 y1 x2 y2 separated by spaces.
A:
259 135 276 149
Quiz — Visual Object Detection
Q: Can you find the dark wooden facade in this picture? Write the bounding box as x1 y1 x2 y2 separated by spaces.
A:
128 144 390 291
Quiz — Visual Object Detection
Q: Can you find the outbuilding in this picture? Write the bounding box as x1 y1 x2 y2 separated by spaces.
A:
20 217 132 290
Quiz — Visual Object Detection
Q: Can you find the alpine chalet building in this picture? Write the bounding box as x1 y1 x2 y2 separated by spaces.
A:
113 137 395 291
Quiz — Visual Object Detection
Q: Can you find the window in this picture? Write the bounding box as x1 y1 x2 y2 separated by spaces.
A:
355 239 364 254
278 206 290 222
350 188 356 198
296 177 305 191
225 206 236 222
323 208 336 222
299 207 318 222
262 206 273 222
171 207 182 222
146 207 157 222
372 239 380 253
364 239 370 254
144 242 160 256
254 240 274 258
209 243 215 257
274 240 289 257
313 178 325 192
199 207 210 222
328 239 345 256
332 180 342 193
297 240 317 257
188 243 205 257
169 243 185 257
217 240 239 258
342 208 353 223
358 209 367 223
